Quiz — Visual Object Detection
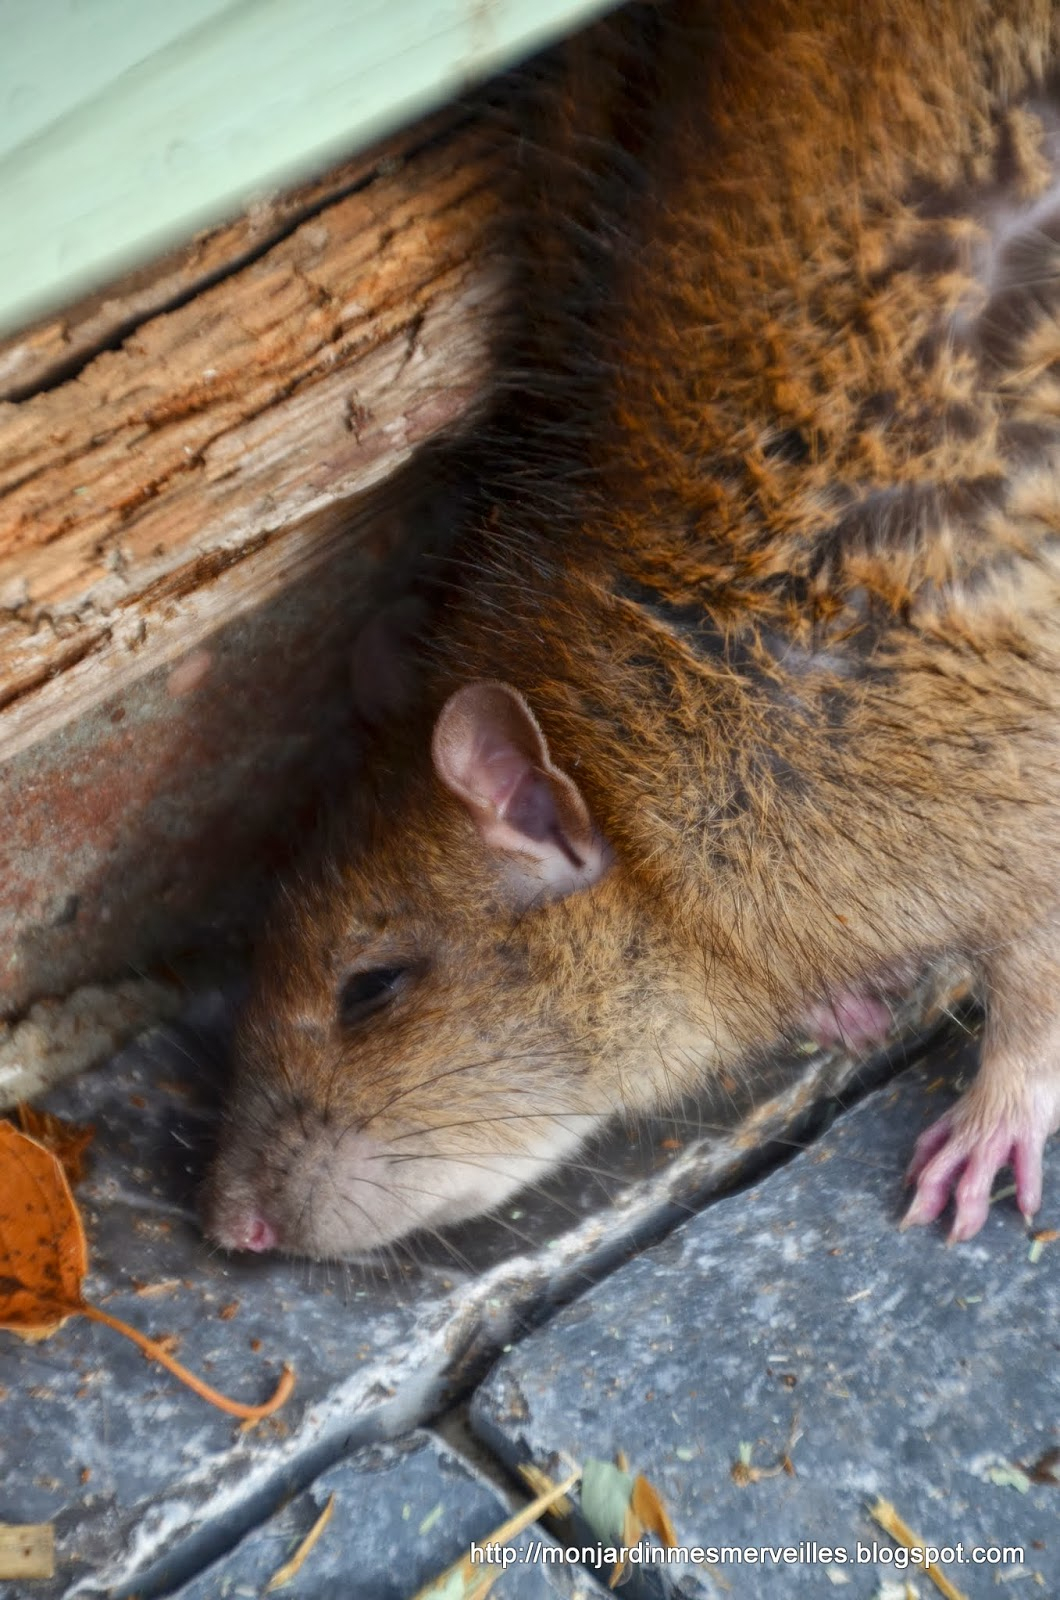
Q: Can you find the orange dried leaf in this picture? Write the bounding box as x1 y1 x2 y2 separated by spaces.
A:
0 1119 294 1421
628 1474 678 1548
580 1457 677 1590
16 1104 95 1186
0 1119 86 1339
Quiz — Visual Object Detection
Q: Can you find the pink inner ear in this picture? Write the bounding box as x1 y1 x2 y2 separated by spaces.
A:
503 767 578 854
466 731 579 860
431 681 610 897
436 693 564 851
468 733 533 814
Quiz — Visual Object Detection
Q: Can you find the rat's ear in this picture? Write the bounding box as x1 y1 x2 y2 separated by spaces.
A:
431 681 611 899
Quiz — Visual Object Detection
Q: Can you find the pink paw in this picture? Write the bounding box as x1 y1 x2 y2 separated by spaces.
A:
903 1099 1047 1243
802 991 895 1053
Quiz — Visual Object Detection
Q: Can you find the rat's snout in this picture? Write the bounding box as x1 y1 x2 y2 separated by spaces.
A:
201 1150 290 1255
203 1067 600 1259
204 1167 285 1254
203 1114 406 1259
214 1207 278 1255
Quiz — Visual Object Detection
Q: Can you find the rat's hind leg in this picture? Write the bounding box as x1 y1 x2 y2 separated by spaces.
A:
903 928 1060 1242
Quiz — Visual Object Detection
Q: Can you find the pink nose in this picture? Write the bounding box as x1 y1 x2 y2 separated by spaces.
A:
230 1213 279 1253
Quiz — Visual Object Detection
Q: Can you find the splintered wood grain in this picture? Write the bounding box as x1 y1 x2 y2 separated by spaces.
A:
0 120 502 755
0 111 463 405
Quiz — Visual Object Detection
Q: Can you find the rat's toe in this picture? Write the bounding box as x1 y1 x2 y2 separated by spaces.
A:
947 1135 1011 1242
905 1112 956 1185
902 1150 964 1229
903 1072 1058 1240
1013 1136 1045 1222
902 1108 969 1228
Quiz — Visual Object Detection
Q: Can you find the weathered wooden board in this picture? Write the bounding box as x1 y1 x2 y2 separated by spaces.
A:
0 112 459 405
0 111 504 1053
0 120 500 746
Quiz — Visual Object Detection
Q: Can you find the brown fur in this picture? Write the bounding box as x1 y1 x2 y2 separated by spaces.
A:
205 0 1060 1258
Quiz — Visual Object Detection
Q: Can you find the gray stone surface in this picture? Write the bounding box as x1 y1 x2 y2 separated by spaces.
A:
471 1036 1060 1599
0 982 959 1598
170 1430 610 1600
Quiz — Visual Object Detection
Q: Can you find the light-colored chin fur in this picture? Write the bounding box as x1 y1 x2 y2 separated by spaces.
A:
213 1115 603 1260
315 1122 595 1257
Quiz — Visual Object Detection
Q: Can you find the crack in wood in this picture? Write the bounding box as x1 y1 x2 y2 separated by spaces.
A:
0 108 484 404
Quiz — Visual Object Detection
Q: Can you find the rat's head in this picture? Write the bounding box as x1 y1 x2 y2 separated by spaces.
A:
203 680 630 1260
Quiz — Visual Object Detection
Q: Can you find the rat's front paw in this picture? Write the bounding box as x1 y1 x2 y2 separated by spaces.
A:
801 990 896 1053
902 1082 1059 1242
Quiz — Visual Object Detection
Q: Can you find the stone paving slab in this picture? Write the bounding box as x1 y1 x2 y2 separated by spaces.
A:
471 1036 1060 1600
169 1430 610 1600
0 986 955 1598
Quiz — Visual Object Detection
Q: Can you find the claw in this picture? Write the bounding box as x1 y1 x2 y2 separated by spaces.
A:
901 1141 962 1229
1013 1138 1044 1224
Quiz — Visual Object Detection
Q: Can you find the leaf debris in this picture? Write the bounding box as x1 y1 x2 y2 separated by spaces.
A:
265 1492 334 1592
518 1461 574 1518
731 1413 800 1485
411 1471 579 1600
867 1498 968 1600
580 1455 677 1587
982 1463 1032 1494
1028 1228 1058 1264
1017 1446 1060 1486
0 1119 294 1420
16 1103 94 1185
419 1504 444 1537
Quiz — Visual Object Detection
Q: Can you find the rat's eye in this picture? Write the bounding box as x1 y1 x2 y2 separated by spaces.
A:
337 965 411 1025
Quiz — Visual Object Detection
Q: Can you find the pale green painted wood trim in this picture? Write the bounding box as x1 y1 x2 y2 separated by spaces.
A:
0 0 619 337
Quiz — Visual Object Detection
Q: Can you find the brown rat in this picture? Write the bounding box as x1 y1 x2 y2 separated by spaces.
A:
204 0 1060 1260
